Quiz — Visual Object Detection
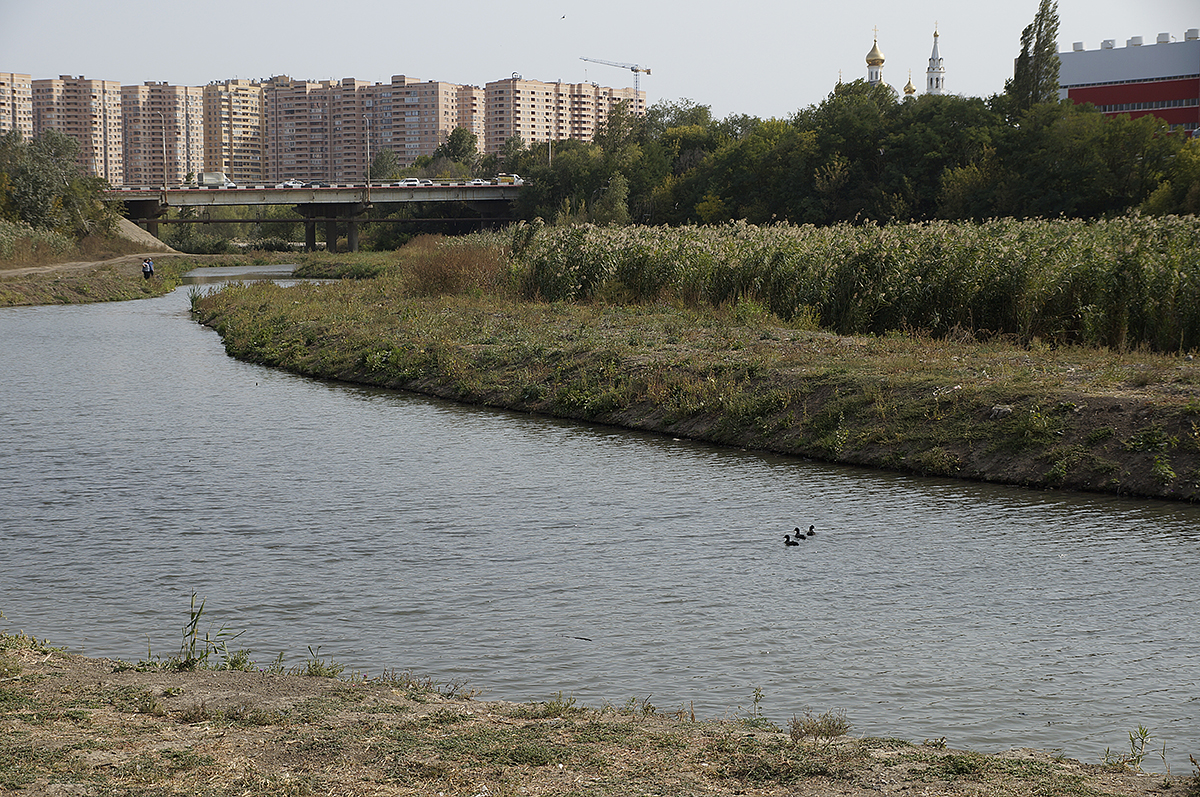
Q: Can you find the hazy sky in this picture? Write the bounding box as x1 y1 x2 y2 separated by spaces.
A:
3 0 1196 119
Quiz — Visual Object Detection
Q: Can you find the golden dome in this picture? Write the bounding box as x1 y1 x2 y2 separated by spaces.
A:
904 71 916 95
866 38 885 66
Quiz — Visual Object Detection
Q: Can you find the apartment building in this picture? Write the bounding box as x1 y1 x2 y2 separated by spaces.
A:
483 76 645 153
264 75 379 184
0 72 34 139
329 77 372 183
263 76 333 184
203 79 266 185
363 76 481 169
457 84 487 149
31 75 123 185
263 75 488 181
1059 28 1200 136
121 82 204 187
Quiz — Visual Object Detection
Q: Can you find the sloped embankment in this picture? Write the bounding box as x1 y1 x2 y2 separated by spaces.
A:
195 281 1200 502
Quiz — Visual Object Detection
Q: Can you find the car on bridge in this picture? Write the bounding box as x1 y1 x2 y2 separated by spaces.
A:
275 179 305 189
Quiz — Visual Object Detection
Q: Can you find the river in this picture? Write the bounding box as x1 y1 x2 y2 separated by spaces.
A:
1 269 1197 770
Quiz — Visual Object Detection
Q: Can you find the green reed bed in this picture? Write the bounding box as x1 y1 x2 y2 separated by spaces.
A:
516 216 1200 353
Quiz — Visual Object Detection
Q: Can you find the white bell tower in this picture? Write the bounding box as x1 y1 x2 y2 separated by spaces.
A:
926 27 945 95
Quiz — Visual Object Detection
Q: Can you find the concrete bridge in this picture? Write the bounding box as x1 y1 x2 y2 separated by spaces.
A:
111 183 522 252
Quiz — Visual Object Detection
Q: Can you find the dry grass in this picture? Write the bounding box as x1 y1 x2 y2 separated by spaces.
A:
2 639 1190 797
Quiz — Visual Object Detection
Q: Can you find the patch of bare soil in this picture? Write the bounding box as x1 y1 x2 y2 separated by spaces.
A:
2 644 1193 797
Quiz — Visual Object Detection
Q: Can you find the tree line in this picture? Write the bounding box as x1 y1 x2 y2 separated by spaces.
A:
496 76 1197 226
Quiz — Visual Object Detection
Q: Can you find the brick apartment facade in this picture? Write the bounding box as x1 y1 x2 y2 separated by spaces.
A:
31 75 124 185
121 82 204 188
483 76 644 153
203 79 266 185
0 72 34 139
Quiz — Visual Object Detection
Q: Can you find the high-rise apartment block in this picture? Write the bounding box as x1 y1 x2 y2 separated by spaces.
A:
373 76 476 169
121 82 204 188
457 84 487 150
0 72 34 139
328 77 372 184
265 75 507 182
32 75 124 185
203 79 266 185
263 76 331 184
483 76 645 153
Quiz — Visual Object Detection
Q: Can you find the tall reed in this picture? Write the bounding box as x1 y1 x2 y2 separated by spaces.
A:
510 216 1200 352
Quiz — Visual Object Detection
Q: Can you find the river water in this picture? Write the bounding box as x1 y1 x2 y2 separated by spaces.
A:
1 270 1197 770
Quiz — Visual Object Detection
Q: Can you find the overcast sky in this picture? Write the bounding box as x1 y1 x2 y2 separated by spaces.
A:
3 0 1195 120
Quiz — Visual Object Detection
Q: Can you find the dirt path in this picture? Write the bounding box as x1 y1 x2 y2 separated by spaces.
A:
0 252 207 278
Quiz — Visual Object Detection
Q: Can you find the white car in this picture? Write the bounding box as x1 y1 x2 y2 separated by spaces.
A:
390 178 423 187
275 179 305 189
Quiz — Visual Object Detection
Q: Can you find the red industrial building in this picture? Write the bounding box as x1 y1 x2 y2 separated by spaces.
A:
1058 28 1199 136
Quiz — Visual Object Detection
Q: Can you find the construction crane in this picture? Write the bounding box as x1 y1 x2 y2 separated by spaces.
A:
579 57 651 95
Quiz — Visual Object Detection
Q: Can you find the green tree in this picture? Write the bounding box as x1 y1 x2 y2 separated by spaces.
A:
432 127 479 165
0 129 117 236
685 119 818 224
590 172 630 225
1004 0 1061 115
880 94 1003 219
369 148 401 181
642 98 713 139
795 79 898 222
953 102 1179 219
1142 136 1200 215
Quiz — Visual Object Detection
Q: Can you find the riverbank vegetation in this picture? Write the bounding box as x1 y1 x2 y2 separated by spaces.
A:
4 624 1196 796
193 220 1200 501
0 129 128 266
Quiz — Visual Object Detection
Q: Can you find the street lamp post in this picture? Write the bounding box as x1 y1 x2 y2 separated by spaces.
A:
364 112 371 202
152 110 166 194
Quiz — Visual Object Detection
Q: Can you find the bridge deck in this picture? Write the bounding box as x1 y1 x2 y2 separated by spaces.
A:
109 183 521 208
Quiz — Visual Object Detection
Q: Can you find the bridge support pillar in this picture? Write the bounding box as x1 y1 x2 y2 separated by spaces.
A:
305 220 317 252
347 219 360 252
325 219 338 253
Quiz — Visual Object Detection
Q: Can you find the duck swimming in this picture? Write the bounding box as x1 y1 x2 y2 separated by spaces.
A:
784 534 801 546
806 525 816 537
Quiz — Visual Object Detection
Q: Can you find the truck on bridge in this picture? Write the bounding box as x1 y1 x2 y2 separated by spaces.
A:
198 172 237 188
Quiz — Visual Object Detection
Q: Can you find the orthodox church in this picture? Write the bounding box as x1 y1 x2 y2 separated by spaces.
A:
864 28 946 97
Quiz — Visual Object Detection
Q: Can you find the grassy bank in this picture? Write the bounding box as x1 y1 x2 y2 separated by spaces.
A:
193 230 1200 501
3 630 1195 797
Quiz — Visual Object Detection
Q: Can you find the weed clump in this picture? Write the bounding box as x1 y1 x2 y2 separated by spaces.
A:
790 708 851 745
